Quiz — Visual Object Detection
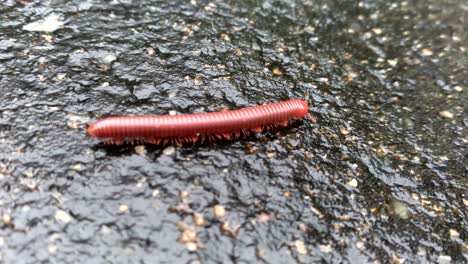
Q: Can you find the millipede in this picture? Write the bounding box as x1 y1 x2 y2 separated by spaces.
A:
87 99 315 145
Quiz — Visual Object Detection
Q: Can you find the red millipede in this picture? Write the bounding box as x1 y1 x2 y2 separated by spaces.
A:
87 99 315 145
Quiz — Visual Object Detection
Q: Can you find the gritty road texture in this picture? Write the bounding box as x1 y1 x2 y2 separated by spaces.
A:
0 0 466 263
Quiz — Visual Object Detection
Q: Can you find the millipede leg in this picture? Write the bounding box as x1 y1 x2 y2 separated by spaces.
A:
252 127 263 133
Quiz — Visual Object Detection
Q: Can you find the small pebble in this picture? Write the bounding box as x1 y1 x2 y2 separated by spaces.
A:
347 179 358 187
20 179 38 191
37 75 46 81
372 28 383 35
392 255 405 264
2 213 11 226
233 48 243 56
387 59 398 66
317 77 329 83
178 224 197 243
294 240 307 255
42 35 53 42
341 128 352 136
23 171 35 178
438 255 451 262
70 164 82 171
67 113 90 129
377 145 389 156
67 113 90 123
102 54 117 65
392 201 409 219
23 15 64 32
134 145 146 155
319 244 332 253
432 204 443 213
356 241 364 249
152 189 160 197
179 191 189 199
146 47 155 56
363 32 372 39
439 111 454 119
48 245 58 254
119 204 129 213
439 156 449 161
272 68 282 76
220 221 240 238
56 73 66 80
310 206 324 218
101 225 111 234
162 146 176 156
193 213 206 226
453 86 462 92
449 229 459 238
421 48 433 56
213 205 226 218
55 210 72 223
221 33 230 42
168 91 177 98
186 242 198 252
257 212 270 222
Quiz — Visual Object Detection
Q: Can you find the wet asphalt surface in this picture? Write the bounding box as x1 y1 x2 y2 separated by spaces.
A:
0 0 467 263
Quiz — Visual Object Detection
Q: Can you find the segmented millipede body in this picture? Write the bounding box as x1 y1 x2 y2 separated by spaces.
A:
87 99 315 145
